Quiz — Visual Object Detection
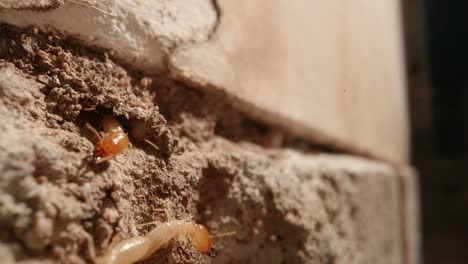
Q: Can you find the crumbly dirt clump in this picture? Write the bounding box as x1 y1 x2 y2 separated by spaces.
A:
0 25 405 264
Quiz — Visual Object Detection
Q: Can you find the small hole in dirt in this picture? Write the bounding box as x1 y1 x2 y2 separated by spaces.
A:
315 222 323 232
196 162 235 222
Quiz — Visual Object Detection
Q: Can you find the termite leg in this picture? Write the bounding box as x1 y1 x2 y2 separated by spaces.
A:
95 154 116 164
151 122 166 130
144 139 159 150
137 220 162 228
152 208 173 221
81 230 96 260
82 107 97 111
136 208 173 229
85 123 103 141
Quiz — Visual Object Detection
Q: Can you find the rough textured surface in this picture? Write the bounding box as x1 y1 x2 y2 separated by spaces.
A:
0 0 409 165
0 25 417 263
0 0 63 10
0 0 217 71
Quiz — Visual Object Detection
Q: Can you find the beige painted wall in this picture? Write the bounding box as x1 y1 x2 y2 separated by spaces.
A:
171 0 409 163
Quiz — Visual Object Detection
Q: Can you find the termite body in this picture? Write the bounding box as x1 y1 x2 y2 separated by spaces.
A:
95 220 216 264
94 116 129 163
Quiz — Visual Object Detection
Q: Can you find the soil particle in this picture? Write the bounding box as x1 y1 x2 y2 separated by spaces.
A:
0 1 64 11
0 24 405 264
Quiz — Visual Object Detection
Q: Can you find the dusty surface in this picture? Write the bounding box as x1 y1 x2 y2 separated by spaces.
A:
0 0 218 72
0 25 413 264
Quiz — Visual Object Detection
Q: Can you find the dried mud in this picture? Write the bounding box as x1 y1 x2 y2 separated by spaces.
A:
0 25 405 264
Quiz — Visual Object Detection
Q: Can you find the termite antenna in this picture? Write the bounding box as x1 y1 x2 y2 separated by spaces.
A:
94 155 115 164
151 123 165 129
144 139 159 150
211 231 237 238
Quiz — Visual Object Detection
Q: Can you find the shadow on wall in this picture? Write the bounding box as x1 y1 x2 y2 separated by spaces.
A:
402 0 468 264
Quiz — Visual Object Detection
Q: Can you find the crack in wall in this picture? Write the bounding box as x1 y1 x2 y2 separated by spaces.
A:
208 0 221 41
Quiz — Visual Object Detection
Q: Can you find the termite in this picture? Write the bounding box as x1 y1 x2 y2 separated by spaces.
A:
94 116 129 163
95 220 217 264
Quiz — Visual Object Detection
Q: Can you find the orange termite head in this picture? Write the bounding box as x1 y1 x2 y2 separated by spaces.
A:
94 131 129 163
94 143 107 160
188 224 217 257
94 141 113 163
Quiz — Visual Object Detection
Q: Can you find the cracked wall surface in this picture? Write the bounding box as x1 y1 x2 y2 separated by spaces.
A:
0 24 418 264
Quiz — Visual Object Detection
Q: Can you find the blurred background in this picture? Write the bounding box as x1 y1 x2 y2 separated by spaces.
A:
402 1 468 263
